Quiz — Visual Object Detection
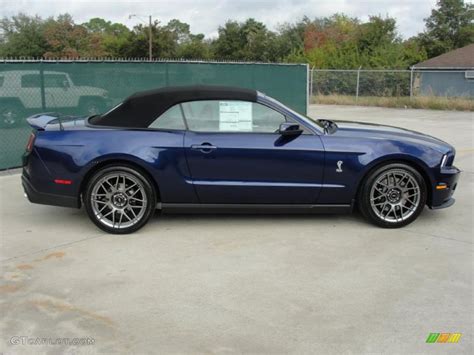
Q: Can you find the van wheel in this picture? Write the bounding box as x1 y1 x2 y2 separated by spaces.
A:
84 165 156 234
81 98 105 115
0 102 23 128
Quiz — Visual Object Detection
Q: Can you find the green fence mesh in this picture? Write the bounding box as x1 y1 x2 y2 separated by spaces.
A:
0 61 308 169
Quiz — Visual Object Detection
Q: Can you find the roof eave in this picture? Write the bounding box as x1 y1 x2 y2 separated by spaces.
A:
411 66 474 70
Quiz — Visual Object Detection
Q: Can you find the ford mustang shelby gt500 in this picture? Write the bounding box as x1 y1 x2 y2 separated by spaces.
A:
22 85 460 234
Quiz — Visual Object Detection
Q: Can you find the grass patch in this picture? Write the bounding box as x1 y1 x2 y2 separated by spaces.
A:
312 95 474 111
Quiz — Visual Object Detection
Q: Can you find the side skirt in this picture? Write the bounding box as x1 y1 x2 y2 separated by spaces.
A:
160 203 353 214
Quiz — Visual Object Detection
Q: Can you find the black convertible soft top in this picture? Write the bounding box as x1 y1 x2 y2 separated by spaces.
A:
90 85 258 128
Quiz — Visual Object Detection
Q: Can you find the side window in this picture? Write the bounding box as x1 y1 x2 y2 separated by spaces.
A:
44 74 68 88
181 100 286 133
148 104 186 130
0 76 4 87
21 74 41 88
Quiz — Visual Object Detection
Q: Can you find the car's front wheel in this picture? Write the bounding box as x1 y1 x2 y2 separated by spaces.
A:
359 163 427 228
84 165 156 234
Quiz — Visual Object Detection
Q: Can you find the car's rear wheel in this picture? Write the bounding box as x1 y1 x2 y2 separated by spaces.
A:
359 163 426 228
84 165 156 234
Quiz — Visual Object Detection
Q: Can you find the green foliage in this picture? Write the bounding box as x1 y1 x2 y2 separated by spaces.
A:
0 0 470 67
0 13 49 57
417 0 474 58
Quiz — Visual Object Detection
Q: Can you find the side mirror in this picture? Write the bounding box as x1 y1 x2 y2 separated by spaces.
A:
63 80 70 90
278 122 303 136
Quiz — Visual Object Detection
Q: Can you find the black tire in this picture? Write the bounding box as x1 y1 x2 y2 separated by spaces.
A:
0 102 24 128
84 165 156 234
358 163 427 228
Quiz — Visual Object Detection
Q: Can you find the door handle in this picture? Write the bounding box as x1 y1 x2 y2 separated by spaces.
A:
191 142 217 153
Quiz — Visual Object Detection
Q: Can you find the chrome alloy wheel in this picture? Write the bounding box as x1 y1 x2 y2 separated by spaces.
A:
91 172 148 229
369 168 421 223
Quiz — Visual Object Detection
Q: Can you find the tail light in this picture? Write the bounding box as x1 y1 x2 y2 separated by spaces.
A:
26 132 36 152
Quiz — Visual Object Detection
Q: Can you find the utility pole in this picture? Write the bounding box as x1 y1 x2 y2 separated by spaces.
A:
356 66 362 102
129 14 154 60
149 15 152 61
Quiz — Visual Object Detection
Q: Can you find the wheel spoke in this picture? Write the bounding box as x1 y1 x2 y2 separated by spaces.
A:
129 188 141 197
104 179 115 189
126 182 138 192
98 204 108 214
374 186 385 195
131 205 139 215
122 209 132 222
118 210 124 227
378 181 389 188
100 209 114 219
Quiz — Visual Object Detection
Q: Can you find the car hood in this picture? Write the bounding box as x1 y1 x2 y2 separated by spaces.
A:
330 120 454 154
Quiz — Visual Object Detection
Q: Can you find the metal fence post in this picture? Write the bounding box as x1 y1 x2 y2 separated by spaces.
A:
356 66 361 101
409 67 414 99
309 67 313 100
39 60 46 110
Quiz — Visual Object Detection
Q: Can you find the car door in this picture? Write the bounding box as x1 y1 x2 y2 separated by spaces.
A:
43 73 73 109
181 99 325 204
18 73 43 109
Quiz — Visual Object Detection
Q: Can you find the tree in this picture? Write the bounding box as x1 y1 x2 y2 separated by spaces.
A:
82 18 132 57
0 13 49 57
0 8 457 66
212 19 277 61
212 21 245 59
176 34 211 59
165 19 191 44
418 0 474 58
42 14 102 58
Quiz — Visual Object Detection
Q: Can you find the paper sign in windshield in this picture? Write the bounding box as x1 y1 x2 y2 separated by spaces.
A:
219 101 252 131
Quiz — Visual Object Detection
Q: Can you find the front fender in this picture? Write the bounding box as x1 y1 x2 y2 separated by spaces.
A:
319 136 443 204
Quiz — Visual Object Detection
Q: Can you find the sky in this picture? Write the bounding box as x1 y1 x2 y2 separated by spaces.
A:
0 0 441 39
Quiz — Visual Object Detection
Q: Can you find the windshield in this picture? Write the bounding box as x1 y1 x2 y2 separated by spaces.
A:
258 93 324 129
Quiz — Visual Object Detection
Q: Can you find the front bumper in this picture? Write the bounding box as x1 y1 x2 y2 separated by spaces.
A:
429 166 460 209
22 172 79 208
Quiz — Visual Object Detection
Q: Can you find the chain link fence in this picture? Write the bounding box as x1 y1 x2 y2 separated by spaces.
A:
0 59 308 170
310 69 474 100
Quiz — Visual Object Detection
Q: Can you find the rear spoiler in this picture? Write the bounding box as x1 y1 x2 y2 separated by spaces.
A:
26 113 63 130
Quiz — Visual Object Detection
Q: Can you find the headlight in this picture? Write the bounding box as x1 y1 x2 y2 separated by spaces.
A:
440 154 448 168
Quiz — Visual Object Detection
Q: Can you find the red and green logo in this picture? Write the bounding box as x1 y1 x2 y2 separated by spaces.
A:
426 333 462 343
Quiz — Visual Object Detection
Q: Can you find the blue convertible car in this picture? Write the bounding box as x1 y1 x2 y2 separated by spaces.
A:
22 86 460 233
